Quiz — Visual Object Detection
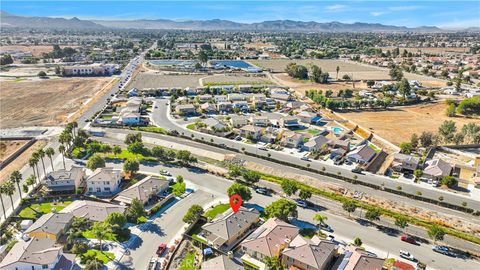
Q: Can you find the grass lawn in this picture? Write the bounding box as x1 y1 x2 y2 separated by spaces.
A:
105 149 156 162
82 230 117 241
180 252 196 270
299 228 317 239
18 200 73 218
135 126 167 134
368 143 381 154
83 250 115 264
204 204 230 219
186 123 195 130
307 129 320 135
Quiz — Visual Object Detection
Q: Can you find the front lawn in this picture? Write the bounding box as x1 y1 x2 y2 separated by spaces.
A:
180 252 196 270
186 123 195 130
18 200 73 219
105 149 156 162
82 230 117 241
204 204 230 219
83 250 115 264
299 228 317 239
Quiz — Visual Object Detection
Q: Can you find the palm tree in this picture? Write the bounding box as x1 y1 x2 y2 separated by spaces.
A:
336 65 340 80
10 170 23 198
92 222 112 251
313 213 328 226
59 145 66 169
28 156 38 183
71 121 78 137
26 175 36 191
37 149 47 177
0 184 7 220
45 147 55 171
1 181 15 210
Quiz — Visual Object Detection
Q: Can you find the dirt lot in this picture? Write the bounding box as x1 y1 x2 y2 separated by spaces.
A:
338 102 480 145
0 65 58 78
201 74 275 86
379 47 469 54
0 45 79 57
129 72 204 89
0 139 46 184
0 139 28 162
0 77 114 128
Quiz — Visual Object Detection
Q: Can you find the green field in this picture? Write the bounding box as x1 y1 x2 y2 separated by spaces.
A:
18 200 73 218
204 204 230 219
83 250 115 264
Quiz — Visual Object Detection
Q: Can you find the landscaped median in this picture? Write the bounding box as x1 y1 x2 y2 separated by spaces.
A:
255 171 480 246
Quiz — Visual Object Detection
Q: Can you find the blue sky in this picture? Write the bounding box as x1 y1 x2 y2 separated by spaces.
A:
2 1 479 28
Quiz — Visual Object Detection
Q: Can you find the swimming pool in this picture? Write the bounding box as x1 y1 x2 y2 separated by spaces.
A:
332 127 343 134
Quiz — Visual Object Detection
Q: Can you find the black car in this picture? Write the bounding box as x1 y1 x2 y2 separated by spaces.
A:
255 188 270 195
351 168 363 174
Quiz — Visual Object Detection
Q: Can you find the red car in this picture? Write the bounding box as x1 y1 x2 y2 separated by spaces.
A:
156 243 167 256
401 235 418 245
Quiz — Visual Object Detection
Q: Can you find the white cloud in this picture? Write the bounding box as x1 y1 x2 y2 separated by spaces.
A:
326 4 347 11
370 11 388 17
438 18 480 29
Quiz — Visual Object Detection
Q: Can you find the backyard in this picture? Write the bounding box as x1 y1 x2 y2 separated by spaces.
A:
204 203 230 219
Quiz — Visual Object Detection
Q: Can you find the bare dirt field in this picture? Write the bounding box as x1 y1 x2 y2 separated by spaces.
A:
337 102 480 145
201 74 275 86
0 45 79 57
0 77 114 128
0 139 28 162
0 65 58 78
129 72 204 89
0 140 46 184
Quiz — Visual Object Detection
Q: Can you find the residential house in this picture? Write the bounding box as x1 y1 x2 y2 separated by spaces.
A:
127 88 139 97
332 246 384 270
202 118 228 131
25 213 74 241
281 131 304 148
346 144 377 164
260 127 280 144
217 101 233 112
265 98 277 109
228 93 246 102
250 94 267 109
60 200 126 222
423 159 452 180
285 101 305 110
176 104 196 115
392 153 420 172
201 207 260 251
241 218 299 267
0 237 76 270
44 165 86 194
250 116 269 127
230 115 249 128
279 116 300 128
328 139 350 151
201 255 244 270
114 175 169 205
297 111 319 124
240 125 263 141
200 103 217 114
281 235 337 270
213 95 228 103
197 94 213 103
86 167 122 197
303 135 329 152
233 101 250 111
270 88 291 101
239 85 252 92
119 112 141 126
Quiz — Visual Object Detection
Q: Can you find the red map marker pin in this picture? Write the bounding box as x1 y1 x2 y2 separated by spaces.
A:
229 194 242 214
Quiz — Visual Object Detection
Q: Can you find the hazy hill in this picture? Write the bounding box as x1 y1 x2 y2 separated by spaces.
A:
0 11 105 29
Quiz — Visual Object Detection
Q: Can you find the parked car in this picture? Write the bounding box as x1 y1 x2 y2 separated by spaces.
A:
235 136 242 141
351 167 363 174
399 250 416 262
300 156 310 161
326 234 335 241
400 235 418 245
255 187 270 195
295 199 308 208
156 243 167 256
432 245 455 257
319 223 333 232
148 257 160 270
259 147 268 151
160 170 171 176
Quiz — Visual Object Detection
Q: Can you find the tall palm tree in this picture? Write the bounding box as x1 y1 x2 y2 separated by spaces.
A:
45 147 55 171
71 121 78 138
0 184 7 220
336 65 340 80
37 149 47 177
28 156 39 184
10 170 23 198
1 181 15 210
26 175 36 191
31 152 41 181
313 213 328 226
59 145 66 169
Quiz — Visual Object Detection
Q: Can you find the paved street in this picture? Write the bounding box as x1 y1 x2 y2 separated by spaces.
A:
106 161 480 270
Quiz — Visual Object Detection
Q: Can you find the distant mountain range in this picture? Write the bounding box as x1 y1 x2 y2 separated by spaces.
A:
1 11 477 32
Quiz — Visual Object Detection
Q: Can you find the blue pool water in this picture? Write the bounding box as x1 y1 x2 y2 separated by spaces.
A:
332 127 343 134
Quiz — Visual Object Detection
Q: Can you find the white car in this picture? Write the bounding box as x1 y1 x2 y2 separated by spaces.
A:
399 250 416 261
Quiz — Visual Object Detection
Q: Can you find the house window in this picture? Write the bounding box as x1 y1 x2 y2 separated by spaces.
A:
104 181 110 185
96 187 101 192
104 187 111 192
43 265 49 269
89 187 93 191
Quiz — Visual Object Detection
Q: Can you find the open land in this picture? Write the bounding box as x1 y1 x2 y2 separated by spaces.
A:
0 45 80 57
337 102 480 145
0 77 114 129
201 74 275 86
253 59 446 87
0 139 46 184
0 65 59 78
128 72 203 89
379 47 470 54
0 139 28 162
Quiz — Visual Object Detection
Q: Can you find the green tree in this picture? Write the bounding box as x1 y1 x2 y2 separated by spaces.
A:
125 198 146 223
281 179 298 197
228 165 242 179
353 237 363 246
172 182 186 196
91 222 112 251
36 149 47 178
124 133 142 145
446 103 456 117
86 155 105 170
440 176 457 188
397 78 411 99
123 159 140 176
428 225 445 244
263 256 283 270
176 150 197 166
1 181 16 210
242 170 260 184
198 50 208 64
298 188 312 201
438 120 456 143
399 142 414 154
413 169 423 181
410 133 419 149
0 54 13 65
395 216 409 232
112 145 122 155
105 212 127 228
264 199 298 221
183 204 204 224
364 208 381 221
127 141 145 154
37 71 47 77
9 170 23 198
313 213 328 226
389 66 403 81
45 147 55 171
58 145 66 169
227 183 252 202
176 175 184 183
342 201 357 217
419 131 435 147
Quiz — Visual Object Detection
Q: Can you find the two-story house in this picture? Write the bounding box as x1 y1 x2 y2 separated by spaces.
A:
86 167 122 197
44 165 86 194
